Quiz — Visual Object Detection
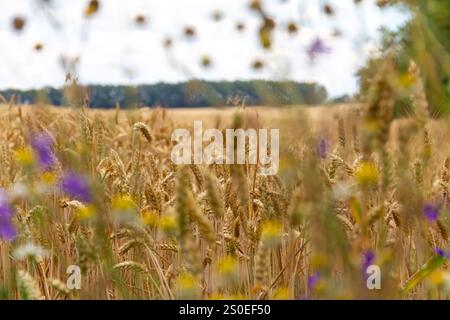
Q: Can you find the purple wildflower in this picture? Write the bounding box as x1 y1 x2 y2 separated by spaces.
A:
317 137 329 159
306 37 331 62
362 250 375 272
423 203 439 222
0 189 16 241
435 247 450 259
307 272 320 291
31 132 56 171
60 172 92 203
436 247 446 257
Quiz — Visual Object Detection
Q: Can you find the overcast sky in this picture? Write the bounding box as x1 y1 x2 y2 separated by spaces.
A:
0 0 409 96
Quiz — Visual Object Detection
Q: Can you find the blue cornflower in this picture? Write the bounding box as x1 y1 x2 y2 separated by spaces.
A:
307 272 320 291
362 249 375 272
423 203 439 222
31 132 56 171
306 37 331 61
317 137 329 159
60 172 92 203
0 189 16 241
435 247 450 259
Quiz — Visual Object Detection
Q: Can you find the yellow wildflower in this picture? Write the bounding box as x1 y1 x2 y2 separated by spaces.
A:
217 256 239 286
176 273 200 299
15 148 35 167
159 213 177 235
41 171 57 185
355 161 379 186
260 220 282 246
140 210 159 227
112 195 137 213
273 287 292 300
76 204 96 220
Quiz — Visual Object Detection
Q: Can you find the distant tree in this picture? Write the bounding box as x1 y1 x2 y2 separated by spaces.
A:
357 0 450 115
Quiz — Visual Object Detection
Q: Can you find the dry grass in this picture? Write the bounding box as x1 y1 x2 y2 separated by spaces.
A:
1 94 450 300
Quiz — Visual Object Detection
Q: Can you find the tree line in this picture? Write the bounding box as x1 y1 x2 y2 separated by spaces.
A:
0 80 328 108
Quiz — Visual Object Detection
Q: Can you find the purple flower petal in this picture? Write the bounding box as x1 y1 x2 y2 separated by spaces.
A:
31 132 56 171
317 137 329 159
436 247 446 257
0 192 12 218
0 220 17 241
0 189 16 241
306 37 331 61
307 272 320 291
60 172 92 203
362 249 375 271
423 203 439 222
435 247 450 259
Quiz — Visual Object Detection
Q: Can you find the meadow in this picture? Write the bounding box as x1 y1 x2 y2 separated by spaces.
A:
1 66 450 300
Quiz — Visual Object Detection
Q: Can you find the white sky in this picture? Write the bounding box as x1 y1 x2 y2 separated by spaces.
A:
0 0 409 97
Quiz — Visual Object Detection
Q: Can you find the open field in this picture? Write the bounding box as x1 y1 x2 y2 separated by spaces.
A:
1 101 450 300
6 104 352 124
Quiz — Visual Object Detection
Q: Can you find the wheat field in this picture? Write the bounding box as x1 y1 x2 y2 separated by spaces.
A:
1 75 450 300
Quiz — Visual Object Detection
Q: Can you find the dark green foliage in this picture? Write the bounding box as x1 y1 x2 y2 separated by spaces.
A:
0 80 328 108
357 0 450 116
